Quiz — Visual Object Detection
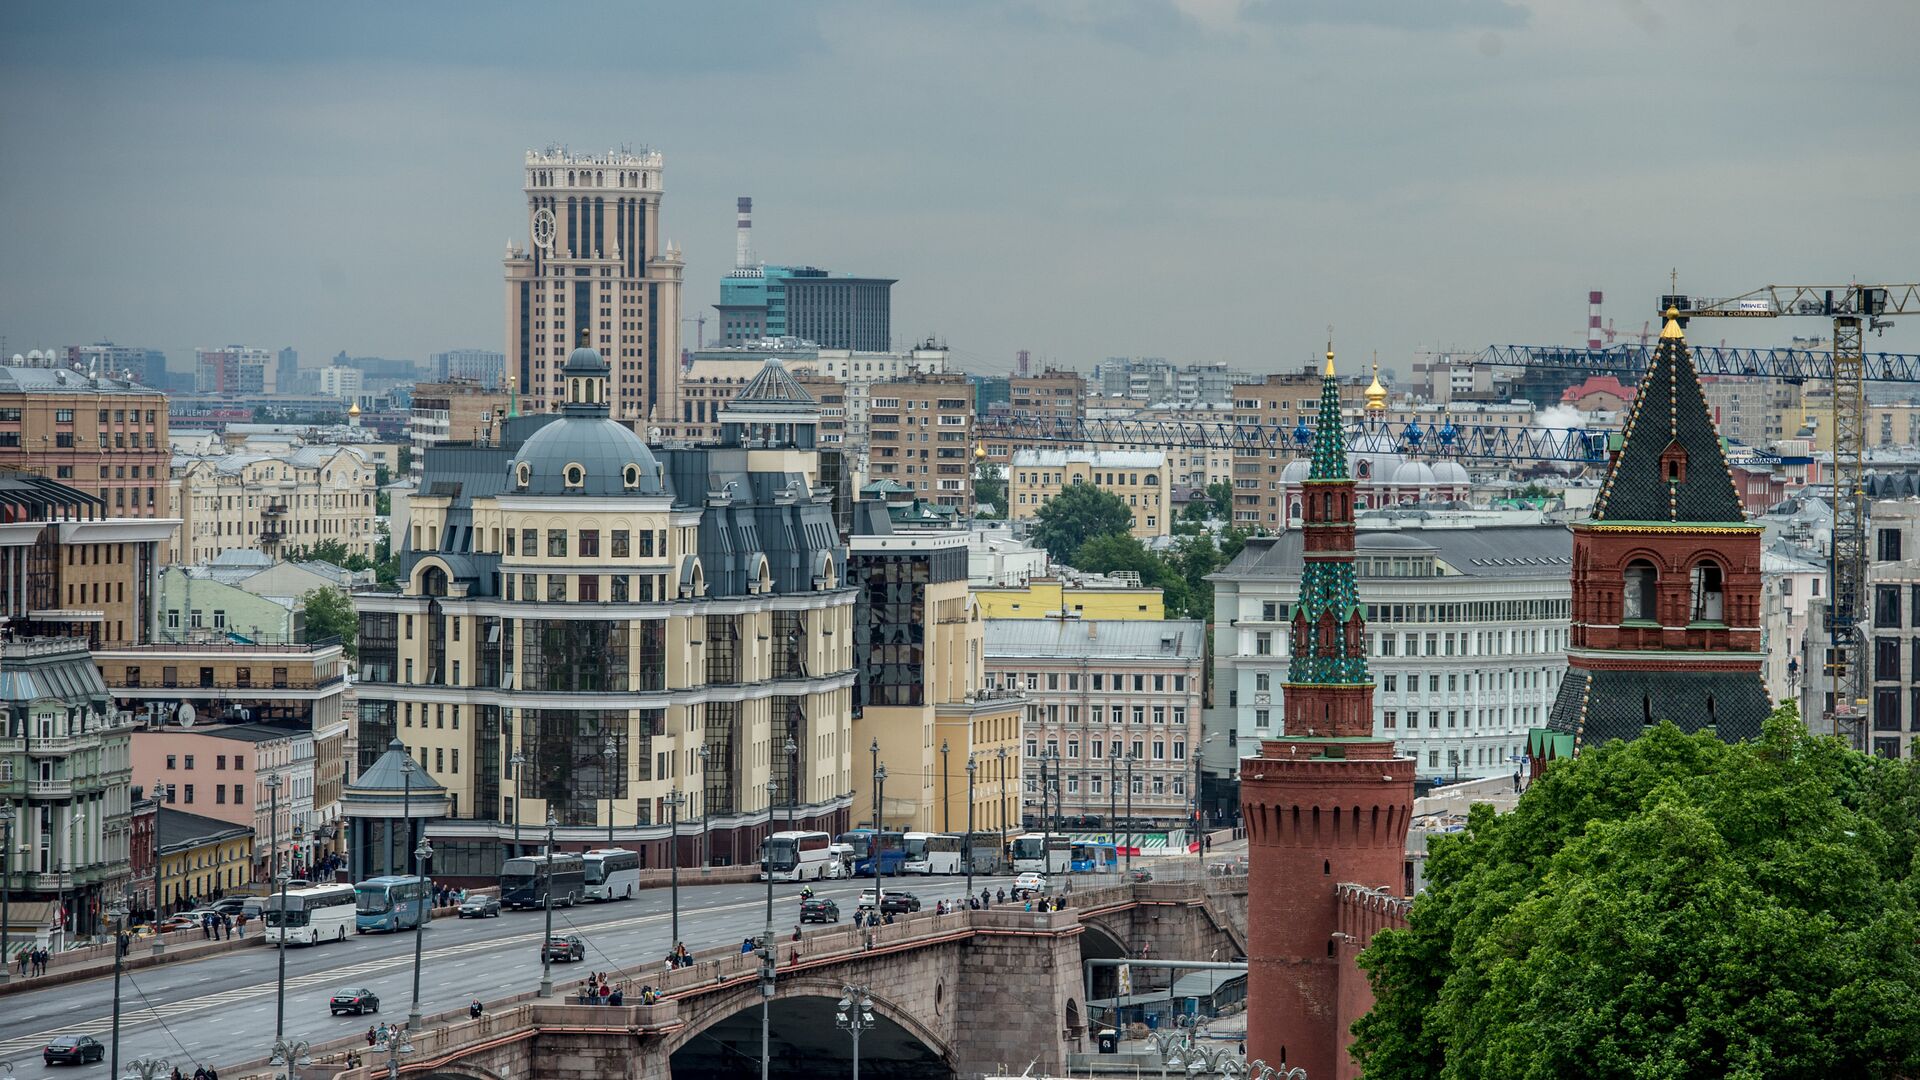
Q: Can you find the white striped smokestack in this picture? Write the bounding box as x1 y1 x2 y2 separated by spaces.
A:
1588 290 1604 350
735 196 753 270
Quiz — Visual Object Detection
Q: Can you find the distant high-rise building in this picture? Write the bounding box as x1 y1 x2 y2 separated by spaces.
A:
713 201 893 351
431 348 506 388
68 343 167 387
503 146 682 423
195 346 274 395
867 371 974 512
277 347 299 392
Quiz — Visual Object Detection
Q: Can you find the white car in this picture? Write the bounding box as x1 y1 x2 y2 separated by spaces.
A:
857 889 879 910
1014 872 1048 895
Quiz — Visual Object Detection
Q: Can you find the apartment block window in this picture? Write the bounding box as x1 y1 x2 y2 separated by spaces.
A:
1384 711 1397 729
1254 709 1269 728
1091 739 1104 760
1172 707 1186 726
1255 632 1273 655
1255 672 1269 691
184 784 195 803
166 754 176 769
1132 707 1145 725
1174 675 1186 691
548 529 568 558
232 784 243 803
1109 705 1123 724
521 529 538 555
547 575 566 602
1024 739 1038 757
1172 740 1186 760
184 755 194 769
1880 528 1904 562
1092 674 1104 690
1429 712 1441 729
216 755 227 770
1152 706 1165 725
1384 674 1397 692
1066 739 1080 758
216 786 226 805
1877 586 1902 629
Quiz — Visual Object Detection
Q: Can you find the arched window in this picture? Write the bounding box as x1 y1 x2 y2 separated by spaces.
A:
564 463 585 489
623 464 641 490
515 462 531 489
1622 559 1657 622
1690 561 1724 622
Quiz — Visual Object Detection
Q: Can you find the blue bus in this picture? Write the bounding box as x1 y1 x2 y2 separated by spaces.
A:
835 829 906 877
354 875 433 933
1071 841 1119 874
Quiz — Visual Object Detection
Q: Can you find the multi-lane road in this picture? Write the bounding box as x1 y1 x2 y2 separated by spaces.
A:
0 871 1026 1076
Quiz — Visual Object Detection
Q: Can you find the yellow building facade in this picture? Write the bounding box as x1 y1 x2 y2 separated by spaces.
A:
1008 449 1172 539
157 807 254 907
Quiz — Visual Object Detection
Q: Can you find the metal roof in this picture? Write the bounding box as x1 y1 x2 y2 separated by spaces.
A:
1217 525 1573 581
983 619 1205 661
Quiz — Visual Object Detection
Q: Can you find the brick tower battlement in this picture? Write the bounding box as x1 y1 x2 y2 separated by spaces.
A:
1242 346 1414 1080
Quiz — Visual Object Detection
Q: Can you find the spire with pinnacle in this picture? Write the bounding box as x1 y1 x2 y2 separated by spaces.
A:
1307 341 1349 481
1590 307 1746 524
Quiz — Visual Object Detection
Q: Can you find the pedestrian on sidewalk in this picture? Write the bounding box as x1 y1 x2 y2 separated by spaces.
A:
366 1027 376 1047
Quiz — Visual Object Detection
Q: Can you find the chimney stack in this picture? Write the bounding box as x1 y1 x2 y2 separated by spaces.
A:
735 196 753 270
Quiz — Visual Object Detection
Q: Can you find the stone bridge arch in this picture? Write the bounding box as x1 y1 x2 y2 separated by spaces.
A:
662 974 957 1064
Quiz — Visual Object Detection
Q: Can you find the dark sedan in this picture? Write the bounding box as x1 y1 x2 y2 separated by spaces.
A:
543 934 585 962
458 895 501 918
879 892 922 915
329 987 381 1015
44 1036 105 1065
800 897 840 923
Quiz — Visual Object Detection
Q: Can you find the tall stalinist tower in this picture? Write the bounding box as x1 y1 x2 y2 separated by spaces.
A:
504 146 683 425
1240 346 1414 1079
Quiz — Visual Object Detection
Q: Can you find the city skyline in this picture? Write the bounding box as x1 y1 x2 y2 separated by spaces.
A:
3 1 1919 377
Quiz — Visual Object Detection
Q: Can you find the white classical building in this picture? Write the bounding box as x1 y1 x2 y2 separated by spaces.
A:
1208 512 1571 784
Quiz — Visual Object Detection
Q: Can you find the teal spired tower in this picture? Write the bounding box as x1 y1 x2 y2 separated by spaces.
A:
1286 345 1374 732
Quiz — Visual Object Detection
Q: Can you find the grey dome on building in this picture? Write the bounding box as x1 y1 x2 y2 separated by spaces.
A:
507 344 669 496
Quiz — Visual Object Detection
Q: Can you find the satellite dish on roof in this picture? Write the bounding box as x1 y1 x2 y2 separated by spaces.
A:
176 703 196 728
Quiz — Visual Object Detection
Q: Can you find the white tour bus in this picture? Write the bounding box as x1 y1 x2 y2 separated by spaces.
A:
762 830 837 882
1010 832 1073 874
902 833 965 876
263 883 359 945
582 848 641 901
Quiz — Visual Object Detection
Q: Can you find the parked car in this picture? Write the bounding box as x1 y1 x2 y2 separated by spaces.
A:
799 898 840 924
1126 868 1154 883
329 988 381 1016
856 890 878 910
879 892 922 915
543 934 585 962
457 895 501 919
1013 872 1048 896
44 1036 105 1065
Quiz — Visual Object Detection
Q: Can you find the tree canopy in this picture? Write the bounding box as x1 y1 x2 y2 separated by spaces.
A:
1028 484 1135 563
1352 705 1920 1080
298 587 359 661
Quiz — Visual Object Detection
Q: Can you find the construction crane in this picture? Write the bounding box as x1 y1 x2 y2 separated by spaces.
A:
974 414 1610 463
1662 284 1920 750
1477 341 1920 384
1602 319 1653 346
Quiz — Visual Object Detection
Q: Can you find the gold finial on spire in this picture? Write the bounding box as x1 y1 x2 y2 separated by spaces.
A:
1660 305 1685 340
1365 353 1388 411
1324 326 1337 377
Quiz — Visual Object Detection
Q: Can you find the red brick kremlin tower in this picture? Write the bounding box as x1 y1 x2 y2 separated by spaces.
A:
1538 307 1769 762
1241 346 1415 1079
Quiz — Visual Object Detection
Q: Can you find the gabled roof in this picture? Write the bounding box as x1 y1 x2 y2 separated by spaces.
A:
1589 313 1746 525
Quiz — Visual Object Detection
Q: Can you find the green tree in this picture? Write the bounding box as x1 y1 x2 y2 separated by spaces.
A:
1353 706 1920 1080
974 462 1007 519
298 587 358 661
397 446 414 476
1029 484 1135 563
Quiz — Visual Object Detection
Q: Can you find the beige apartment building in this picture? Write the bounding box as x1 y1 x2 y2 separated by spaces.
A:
502 147 682 423
174 444 379 564
846 530 1024 840
410 381 512 477
868 372 974 513
983 618 1207 829
1232 367 1364 530
1008 449 1172 539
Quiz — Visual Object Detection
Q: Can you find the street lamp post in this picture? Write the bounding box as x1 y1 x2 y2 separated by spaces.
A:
696 745 711 868
266 772 288 1042
759 779 778 1080
1109 749 1118 872
1125 751 1137 873
0 802 13 985
108 894 128 1080
538 814 556 998
867 739 879 828
124 1057 172 1080
835 985 875 1080
664 791 684 950
874 764 888 907
408 836 432 1029
150 778 167 955
269 1038 312 1080
603 735 618 850
785 737 798 833
964 757 977 900
508 751 527 859
939 740 950 834
376 1025 414 1080
996 746 1009 866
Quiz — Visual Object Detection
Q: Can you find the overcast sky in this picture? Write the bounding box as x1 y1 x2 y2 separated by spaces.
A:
3 0 1918 378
